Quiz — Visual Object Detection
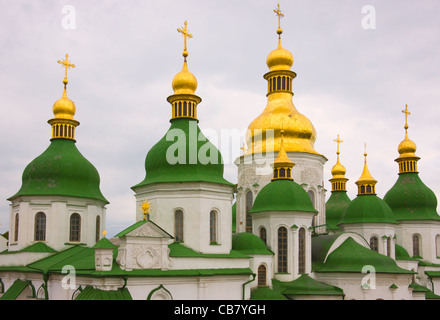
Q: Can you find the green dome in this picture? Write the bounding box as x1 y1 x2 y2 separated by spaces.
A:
383 172 440 221
249 179 317 214
338 194 397 225
232 232 273 255
9 139 108 203
325 191 351 231
132 118 233 188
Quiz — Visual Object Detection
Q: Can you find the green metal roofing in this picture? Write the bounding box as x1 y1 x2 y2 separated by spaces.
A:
409 282 430 293
231 232 274 255
0 279 33 300
75 286 132 300
338 194 398 225
249 179 317 214
272 274 344 297
93 237 118 250
250 286 289 300
9 139 108 203
169 242 249 258
384 172 440 221
395 244 418 261
132 118 233 189
313 237 414 274
114 219 173 239
325 191 351 231
0 242 57 255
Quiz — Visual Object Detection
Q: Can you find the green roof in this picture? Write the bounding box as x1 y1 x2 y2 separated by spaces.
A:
250 286 289 300
384 172 440 221
9 139 108 203
249 179 317 214
93 237 118 250
0 279 33 300
75 286 132 300
409 282 430 293
231 233 274 255
114 219 172 239
313 237 414 274
395 244 418 261
338 194 397 225
325 191 351 230
132 118 233 189
169 242 249 258
272 274 344 297
0 242 57 255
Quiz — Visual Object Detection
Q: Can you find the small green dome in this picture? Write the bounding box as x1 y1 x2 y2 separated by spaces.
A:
325 191 351 231
384 172 440 221
9 139 108 203
132 118 233 188
232 232 273 255
249 179 317 214
338 194 397 225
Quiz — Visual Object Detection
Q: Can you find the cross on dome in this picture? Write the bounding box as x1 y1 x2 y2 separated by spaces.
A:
57 53 75 86
177 21 193 60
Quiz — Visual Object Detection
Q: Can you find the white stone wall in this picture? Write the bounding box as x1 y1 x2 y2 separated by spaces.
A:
8 196 106 253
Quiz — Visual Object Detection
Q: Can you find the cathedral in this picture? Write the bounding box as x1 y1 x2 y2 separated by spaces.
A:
1 5 440 301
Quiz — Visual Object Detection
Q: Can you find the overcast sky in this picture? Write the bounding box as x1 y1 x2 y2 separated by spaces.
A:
0 0 439 237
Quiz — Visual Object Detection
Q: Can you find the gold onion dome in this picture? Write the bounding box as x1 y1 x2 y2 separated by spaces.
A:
245 4 319 156
397 105 418 160
53 87 76 120
172 60 198 95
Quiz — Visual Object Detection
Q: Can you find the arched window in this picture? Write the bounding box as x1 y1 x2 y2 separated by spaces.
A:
34 212 46 241
95 216 101 243
370 236 379 252
277 227 288 273
69 213 81 242
298 228 306 274
436 235 440 258
210 210 217 243
14 213 19 242
259 227 267 245
257 265 267 287
413 234 421 257
245 191 253 233
307 190 315 209
387 237 391 257
174 210 184 242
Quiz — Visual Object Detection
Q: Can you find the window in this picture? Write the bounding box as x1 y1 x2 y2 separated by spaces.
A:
245 191 253 233
436 235 440 258
257 265 267 287
298 228 306 274
14 213 19 242
307 190 315 209
259 227 267 244
210 210 217 243
413 234 421 257
69 213 81 242
370 236 379 252
277 227 288 273
387 237 391 257
34 212 46 241
96 216 101 243
174 210 184 242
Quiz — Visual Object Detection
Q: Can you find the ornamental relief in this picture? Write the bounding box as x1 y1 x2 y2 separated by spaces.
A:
130 245 162 269
129 225 162 238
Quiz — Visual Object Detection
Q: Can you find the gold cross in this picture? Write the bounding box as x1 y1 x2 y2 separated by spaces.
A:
273 4 284 30
334 134 343 155
57 53 75 86
240 143 247 155
402 104 411 131
177 21 193 60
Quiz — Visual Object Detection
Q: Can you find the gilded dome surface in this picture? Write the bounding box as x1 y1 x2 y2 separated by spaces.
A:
266 41 294 72
53 88 76 120
171 61 197 95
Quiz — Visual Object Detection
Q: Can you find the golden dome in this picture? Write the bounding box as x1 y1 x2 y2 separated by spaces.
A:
172 60 198 95
356 150 377 187
53 87 76 120
331 159 346 179
266 39 294 72
397 133 417 159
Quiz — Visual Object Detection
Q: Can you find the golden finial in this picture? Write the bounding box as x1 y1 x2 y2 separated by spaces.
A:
273 4 284 38
57 53 75 86
177 21 193 61
240 143 247 155
402 104 411 132
139 199 152 221
102 230 107 238
364 142 367 162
